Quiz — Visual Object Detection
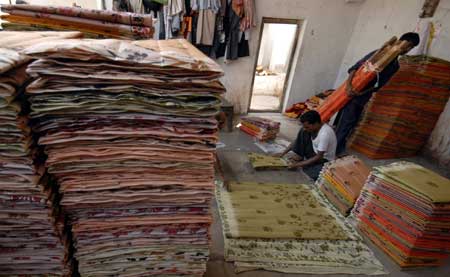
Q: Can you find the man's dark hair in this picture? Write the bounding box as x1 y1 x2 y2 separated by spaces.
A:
399 32 420 47
300 110 322 124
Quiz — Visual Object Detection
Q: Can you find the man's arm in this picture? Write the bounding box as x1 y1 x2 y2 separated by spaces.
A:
289 151 325 169
275 143 292 157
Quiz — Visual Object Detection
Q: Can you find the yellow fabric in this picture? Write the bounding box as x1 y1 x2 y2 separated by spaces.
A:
220 182 349 240
248 153 287 170
323 173 354 203
375 162 450 203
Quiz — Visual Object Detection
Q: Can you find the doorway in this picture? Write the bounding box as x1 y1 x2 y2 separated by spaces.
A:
249 18 301 112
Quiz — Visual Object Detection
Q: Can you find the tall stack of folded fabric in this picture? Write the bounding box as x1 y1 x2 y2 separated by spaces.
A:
353 161 450 268
350 56 450 159
239 116 280 141
24 39 224 276
317 156 370 216
0 49 72 275
1 4 154 39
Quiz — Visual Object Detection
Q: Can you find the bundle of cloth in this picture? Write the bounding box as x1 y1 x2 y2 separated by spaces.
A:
0 4 154 39
317 156 370 216
0 48 73 275
239 116 280 141
284 90 334 119
352 162 450 268
23 38 224 276
349 56 450 159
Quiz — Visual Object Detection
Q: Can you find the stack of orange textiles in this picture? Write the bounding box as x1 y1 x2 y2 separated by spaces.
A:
349 56 450 159
239 116 280 141
317 156 370 216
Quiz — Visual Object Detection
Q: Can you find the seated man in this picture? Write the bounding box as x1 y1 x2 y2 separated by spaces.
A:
277 110 336 180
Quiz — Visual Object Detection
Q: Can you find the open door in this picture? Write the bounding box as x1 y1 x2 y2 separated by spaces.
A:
248 18 301 112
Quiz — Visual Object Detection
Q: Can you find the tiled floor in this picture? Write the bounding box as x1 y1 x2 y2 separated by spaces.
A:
205 113 450 277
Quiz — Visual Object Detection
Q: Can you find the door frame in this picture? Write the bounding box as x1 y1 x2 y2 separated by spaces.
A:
247 17 302 113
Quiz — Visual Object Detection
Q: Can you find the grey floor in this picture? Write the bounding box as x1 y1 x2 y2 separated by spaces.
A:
205 113 450 277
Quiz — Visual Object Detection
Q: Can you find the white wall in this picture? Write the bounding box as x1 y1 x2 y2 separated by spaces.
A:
219 0 362 113
335 0 450 86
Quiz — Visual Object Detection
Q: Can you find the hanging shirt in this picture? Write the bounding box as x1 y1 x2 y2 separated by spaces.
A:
191 0 222 13
311 123 337 161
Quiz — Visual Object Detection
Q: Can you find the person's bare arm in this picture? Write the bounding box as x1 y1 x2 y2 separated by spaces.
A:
289 151 325 169
275 143 292 157
346 70 356 97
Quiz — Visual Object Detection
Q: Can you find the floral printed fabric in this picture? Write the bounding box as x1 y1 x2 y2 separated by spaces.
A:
247 153 287 170
220 182 348 239
216 182 386 275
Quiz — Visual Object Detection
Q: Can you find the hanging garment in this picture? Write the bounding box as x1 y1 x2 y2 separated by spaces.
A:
196 9 216 46
240 0 255 32
224 5 241 60
129 0 145 13
191 0 222 13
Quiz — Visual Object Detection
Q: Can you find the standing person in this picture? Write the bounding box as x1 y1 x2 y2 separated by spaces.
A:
335 32 420 155
277 110 336 181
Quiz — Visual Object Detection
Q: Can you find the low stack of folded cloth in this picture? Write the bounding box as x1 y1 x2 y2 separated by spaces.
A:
239 116 280 141
352 161 450 268
0 48 73 276
0 4 154 39
317 156 370 216
350 56 450 159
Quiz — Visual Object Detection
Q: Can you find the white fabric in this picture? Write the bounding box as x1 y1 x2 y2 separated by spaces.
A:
312 124 337 161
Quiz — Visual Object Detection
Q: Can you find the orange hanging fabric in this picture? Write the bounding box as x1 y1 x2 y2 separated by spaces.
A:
317 37 410 122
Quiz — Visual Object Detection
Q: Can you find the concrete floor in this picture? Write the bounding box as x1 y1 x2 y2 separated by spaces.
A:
205 113 450 277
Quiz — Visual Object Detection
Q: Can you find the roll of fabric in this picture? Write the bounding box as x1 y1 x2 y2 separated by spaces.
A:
1 4 154 39
349 55 450 159
352 161 450 268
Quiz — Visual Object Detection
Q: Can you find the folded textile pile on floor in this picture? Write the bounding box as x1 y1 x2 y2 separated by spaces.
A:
350 56 450 159
284 90 334 119
216 182 386 275
1 4 154 39
24 38 224 276
352 162 450 268
0 49 72 275
239 116 280 141
317 156 370 216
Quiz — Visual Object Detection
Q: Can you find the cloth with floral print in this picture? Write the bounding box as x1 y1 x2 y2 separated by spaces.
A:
216 182 386 275
220 182 348 239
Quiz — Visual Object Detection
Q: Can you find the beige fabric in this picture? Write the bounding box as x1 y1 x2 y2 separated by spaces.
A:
219 182 349 240
196 9 216 46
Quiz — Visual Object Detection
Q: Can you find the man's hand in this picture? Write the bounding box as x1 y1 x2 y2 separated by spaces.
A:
346 70 356 97
288 161 305 170
273 152 284 158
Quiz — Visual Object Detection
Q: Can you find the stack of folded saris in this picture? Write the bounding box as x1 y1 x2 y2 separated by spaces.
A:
0 48 72 275
317 156 370 216
239 116 280 141
0 4 154 39
24 38 224 276
352 162 450 268
350 56 450 159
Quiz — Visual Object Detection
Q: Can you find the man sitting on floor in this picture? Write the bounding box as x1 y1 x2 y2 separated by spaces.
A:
276 110 337 180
